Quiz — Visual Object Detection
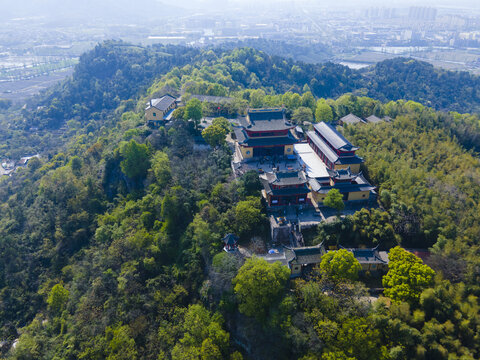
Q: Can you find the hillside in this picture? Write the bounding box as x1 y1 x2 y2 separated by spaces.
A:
0 42 480 359
362 57 480 113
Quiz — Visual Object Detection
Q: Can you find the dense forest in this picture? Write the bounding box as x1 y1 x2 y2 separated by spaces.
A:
1 41 480 359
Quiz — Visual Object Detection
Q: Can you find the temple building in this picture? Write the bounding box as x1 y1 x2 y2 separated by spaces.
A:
339 245 389 272
260 170 310 207
234 108 297 159
308 167 375 203
307 122 364 173
288 243 326 277
145 94 177 127
261 243 326 277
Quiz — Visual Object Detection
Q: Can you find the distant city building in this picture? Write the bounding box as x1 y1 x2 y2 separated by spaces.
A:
408 7 437 22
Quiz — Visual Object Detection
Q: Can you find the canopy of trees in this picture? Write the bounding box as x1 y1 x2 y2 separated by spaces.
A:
233 257 290 321
0 40 480 360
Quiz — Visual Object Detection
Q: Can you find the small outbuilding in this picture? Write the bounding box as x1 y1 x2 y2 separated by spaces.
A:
145 94 177 127
339 113 365 126
288 243 326 277
223 233 239 252
340 245 389 272
365 115 383 124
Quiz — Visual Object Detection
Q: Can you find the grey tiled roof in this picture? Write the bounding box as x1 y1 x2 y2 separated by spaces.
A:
313 122 359 151
307 130 339 164
146 94 176 111
248 108 285 121
340 113 364 124
365 115 383 123
339 247 389 264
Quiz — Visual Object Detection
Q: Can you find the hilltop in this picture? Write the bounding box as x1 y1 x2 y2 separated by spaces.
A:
0 42 479 359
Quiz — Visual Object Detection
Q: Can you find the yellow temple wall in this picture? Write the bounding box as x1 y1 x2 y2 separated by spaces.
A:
284 145 294 155
240 146 254 159
334 163 361 173
347 191 370 201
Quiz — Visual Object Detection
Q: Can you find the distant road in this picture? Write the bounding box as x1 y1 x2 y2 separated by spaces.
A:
0 68 74 104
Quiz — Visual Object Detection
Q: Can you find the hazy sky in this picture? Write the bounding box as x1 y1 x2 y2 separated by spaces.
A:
1 0 479 22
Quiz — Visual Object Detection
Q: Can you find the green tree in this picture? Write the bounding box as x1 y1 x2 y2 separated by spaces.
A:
185 98 203 129
212 117 231 133
315 99 334 122
292 106 314 124
171 304 229 359
327 317 388 360
324 188 344 214
383 246 435 304
202 124 228 147
235 198 263 237
200 338 223 360
172 107 185 120
301 91 316 111
47 283 69 315
319 249 361 282
120 139 150 181
233 257 290 321
151 150 171 188
69 156 82 177
105 325 138 360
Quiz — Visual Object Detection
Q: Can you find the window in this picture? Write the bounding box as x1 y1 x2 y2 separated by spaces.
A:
153 112 157 117
287 147 292 152
362 194 366 198
246 150 251 155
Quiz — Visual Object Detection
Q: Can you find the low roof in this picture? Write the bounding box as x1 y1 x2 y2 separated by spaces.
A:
289 243 326 265
146 94 176 111
261 250 295 267
312 172 375 194
340 247 389 264
340 113 365 124
223 233 239 245
365 115 383 123
262 170 307 186
294 143 330 178
330 168 356 181
314 182 375 194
